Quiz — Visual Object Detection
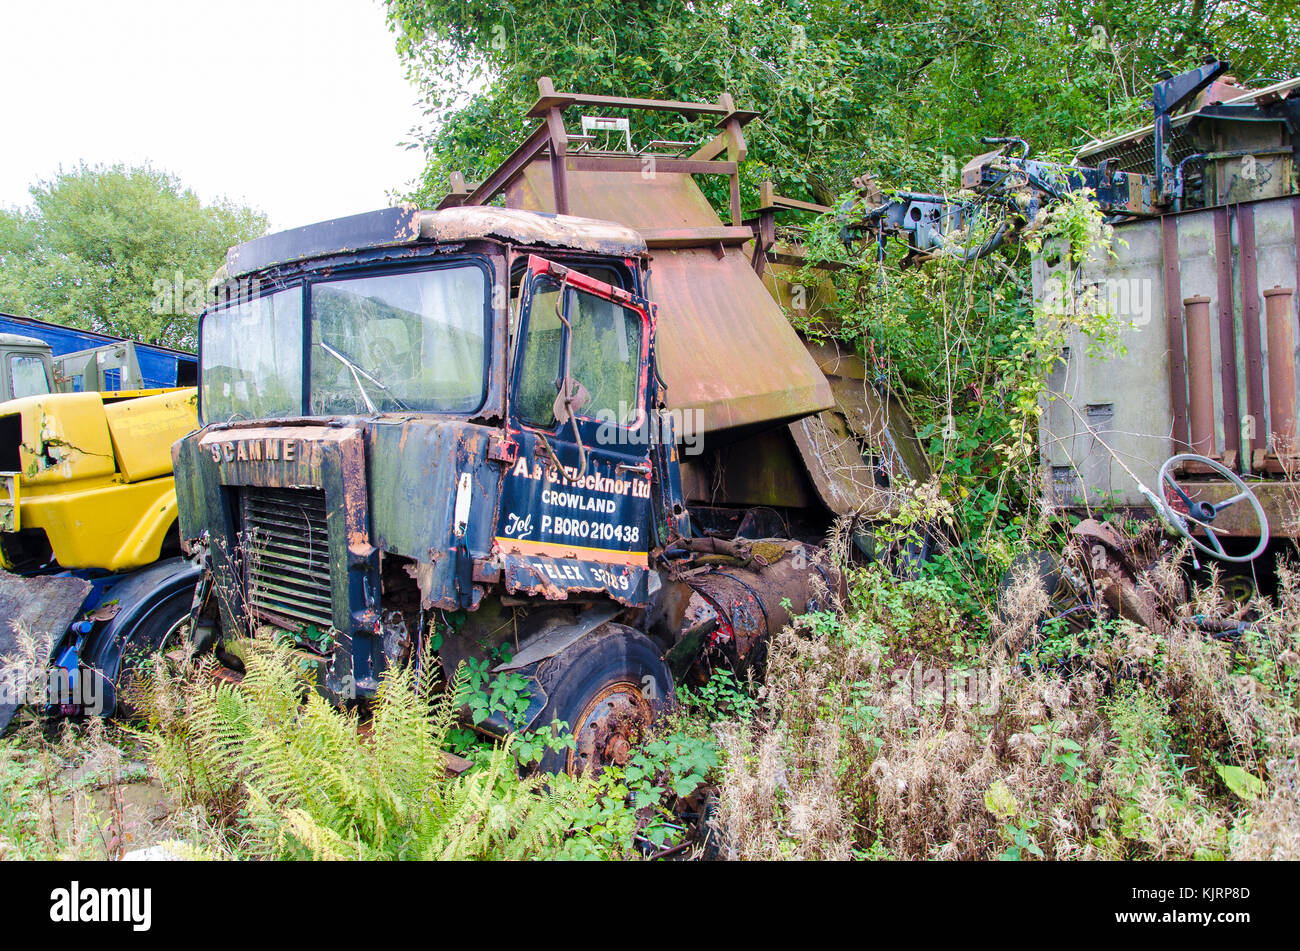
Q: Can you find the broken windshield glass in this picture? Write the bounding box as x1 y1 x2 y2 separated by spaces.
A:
308 264 488 415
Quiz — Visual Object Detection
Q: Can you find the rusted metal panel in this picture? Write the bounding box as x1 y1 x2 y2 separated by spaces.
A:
646 248 832 433
0 571 91 730
506 160 721 233
227 205 422 279
1264 285 1297 456
789 339 931 516
364 417 500 611
1239 202 1266 463
1037 195 1298 515
498 552 649 606
1184 295 1216 455
197 425 353 489
418 207 646 258
1213 206 1241 459
1161 215 1191 453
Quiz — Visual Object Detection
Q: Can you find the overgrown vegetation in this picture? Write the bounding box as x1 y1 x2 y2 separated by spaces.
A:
0 637 728 861
710 552 1300 860
4 2 1300 862
385 0 1299 209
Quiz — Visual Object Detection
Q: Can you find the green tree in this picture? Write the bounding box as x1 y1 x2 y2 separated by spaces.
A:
385 0 1299 210
0 164 267 351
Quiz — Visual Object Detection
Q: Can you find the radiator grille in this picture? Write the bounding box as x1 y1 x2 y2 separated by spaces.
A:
240 487 334 631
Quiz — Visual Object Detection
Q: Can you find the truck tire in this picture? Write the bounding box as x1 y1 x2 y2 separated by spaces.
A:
110 587 193 714
533 624 673 775
79 558 200 717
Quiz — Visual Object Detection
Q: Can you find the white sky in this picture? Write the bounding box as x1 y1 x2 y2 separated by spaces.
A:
0 0 429 231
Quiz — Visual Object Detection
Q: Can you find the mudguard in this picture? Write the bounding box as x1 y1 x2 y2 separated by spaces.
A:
71 557 201 715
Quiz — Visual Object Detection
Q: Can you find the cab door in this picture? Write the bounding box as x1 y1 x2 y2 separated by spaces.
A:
495 255 656 603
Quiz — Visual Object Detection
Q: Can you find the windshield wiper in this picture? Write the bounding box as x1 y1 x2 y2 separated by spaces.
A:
319 341 409 412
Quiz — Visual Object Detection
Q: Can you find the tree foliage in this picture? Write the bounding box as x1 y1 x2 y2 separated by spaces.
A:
386 0 1300 208
0 164 267 350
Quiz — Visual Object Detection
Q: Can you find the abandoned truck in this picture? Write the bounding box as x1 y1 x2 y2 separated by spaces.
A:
171 204 852 772
30 85 924 769
1032 61 1300 593
0 319 199 732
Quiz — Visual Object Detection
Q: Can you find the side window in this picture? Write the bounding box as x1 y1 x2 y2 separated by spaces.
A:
516 278 562 428
10 355 50 399
566 287 642 426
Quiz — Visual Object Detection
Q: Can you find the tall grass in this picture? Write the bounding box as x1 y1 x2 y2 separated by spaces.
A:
712 544 1300 860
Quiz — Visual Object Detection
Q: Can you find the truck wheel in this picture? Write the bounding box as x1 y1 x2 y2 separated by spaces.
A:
533 624 673 775
104 588 193 716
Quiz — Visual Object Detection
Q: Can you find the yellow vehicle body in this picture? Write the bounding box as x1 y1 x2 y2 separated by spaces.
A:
0 388 198 571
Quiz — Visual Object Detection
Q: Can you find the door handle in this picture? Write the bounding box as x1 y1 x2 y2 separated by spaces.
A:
616 462 651 475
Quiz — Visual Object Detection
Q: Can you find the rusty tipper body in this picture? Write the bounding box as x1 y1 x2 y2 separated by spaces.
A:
175 201 839 771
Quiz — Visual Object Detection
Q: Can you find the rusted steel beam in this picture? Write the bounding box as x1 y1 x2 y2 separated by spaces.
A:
546 104 570 216
564 156 737 176
1184 295 1216 455
749 211 776 277
640 226 754 249
464 121 552 207
1238 203 1266 466
1213 206 1241 462
691 130 733 162
1264 285 1297 456
436 172 480 210
718 92 746 226
768 194 831 214
527 78 757 122
1161 215 1191 453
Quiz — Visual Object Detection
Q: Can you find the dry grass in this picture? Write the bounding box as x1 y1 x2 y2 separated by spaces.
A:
713 547 1300 860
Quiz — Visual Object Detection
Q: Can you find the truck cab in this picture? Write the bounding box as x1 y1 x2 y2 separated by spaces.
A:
177 204 836 772
0 333 56 402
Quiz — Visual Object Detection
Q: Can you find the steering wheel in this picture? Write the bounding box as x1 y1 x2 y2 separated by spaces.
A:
1152 453 1268 563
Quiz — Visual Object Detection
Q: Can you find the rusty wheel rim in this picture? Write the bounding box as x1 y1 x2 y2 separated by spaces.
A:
567 680 653 775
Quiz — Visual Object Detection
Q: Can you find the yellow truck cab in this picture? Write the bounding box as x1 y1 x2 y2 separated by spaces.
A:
0 387 198 571
0 329 201 729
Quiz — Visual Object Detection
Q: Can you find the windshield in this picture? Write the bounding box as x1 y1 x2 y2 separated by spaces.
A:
201 287 303 421
309 265 486 415
9 354 50 399
200 263 489 423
